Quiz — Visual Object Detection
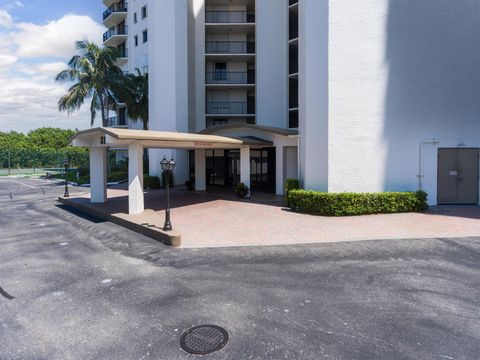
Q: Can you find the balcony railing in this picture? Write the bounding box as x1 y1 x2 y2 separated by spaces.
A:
107 116 127 127
205 41 255 54
206 71 255 85
103 2 128 21
205 11 255 23
103 26 128 42
206 102 255 115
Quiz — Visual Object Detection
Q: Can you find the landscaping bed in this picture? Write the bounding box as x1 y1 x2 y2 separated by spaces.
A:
288 190 428 216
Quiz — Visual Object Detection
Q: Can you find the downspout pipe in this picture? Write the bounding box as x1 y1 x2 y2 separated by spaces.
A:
417 138 440 190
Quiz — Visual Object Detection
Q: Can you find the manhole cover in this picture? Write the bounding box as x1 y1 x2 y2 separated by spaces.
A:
180 325 228 355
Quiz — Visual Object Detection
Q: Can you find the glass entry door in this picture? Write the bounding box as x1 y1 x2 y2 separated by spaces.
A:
250 148 276 193
226 150 240 186
205 148 276 193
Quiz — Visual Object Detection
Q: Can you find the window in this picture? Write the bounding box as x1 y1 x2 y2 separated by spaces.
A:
214 63 227 81
142 30 148 43
133 12 137 23
134 35 138 46
141 6 147 19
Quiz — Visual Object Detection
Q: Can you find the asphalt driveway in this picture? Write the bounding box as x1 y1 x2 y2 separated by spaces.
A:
1 178 479 360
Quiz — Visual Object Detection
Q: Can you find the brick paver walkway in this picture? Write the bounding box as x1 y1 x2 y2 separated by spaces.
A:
68 187 480 248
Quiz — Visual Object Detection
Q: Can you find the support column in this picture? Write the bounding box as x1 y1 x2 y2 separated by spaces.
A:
128 142 144 215
89 147 107 203
194 149 206 191
276 146 285 195
240 147 251 192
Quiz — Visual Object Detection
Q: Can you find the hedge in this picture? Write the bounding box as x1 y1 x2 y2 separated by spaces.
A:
285 178 300 206
0 148 89 169
144 175 161 189
288 190 428 216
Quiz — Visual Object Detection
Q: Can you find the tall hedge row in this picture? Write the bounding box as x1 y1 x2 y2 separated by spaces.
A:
0 148 88 169
288 190 428 216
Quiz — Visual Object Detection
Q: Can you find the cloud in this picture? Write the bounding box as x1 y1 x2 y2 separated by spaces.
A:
13 15 104 58
0 73 93 131
0 9 13 28
0 54 17 67
0 13 105 132
16 61 66 76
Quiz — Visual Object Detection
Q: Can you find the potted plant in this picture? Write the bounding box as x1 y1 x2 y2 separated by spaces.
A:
235 183 249 198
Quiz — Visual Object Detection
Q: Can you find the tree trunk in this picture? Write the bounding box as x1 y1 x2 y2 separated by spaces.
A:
100 92 107 127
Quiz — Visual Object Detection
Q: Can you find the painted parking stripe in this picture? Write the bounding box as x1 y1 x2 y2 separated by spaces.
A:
8 180 36 189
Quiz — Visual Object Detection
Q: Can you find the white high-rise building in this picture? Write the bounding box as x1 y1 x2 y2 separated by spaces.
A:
100 0 480 205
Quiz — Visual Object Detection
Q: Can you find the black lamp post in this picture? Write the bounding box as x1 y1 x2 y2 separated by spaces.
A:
161 156 176 231
63 158 70 198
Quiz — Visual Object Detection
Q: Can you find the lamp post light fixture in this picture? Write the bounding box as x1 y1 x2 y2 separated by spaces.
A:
161 156 176 231
63 158 70 198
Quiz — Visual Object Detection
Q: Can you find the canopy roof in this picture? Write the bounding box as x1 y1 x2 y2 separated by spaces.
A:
199 124 298 137
69 127 271 149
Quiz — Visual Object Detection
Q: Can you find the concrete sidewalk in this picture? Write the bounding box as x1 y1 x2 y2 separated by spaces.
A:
60 187 480 248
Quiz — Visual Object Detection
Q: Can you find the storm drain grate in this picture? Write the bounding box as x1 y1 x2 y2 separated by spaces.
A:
180 325 228 355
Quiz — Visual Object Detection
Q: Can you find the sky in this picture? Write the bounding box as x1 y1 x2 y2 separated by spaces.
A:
0 0 107 133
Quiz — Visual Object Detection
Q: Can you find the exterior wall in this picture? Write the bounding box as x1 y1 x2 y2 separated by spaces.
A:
128 0 148 74
298 0 329 191
148 0 189 184
126 0 148 130
255 0 289 128
327 0 480 204
193 0 206 132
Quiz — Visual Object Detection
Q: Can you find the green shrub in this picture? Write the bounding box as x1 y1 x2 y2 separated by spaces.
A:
51 172 89 185
235 183 249 198
144 175 161 189
288 190 428 216
285 178 300 205
77 165 89 177
107 172 128 183
110 159 128 173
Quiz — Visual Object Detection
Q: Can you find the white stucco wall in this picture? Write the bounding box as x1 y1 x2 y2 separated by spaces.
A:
299 0 329 191
128 0 148 75
256 0 289 128
327 0 480 204
193 0 206 132
148 0 189 184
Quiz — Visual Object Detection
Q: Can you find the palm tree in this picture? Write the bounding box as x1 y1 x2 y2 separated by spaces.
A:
55 40 124 127
119 69 149 130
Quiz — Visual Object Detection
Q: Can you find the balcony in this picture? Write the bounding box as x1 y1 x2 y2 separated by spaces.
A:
103 2 127 28
107 116 128 128
206 101 255 115
103 0 122 7
206 11 255 24
206 71 255 85
205 41 255 54
117 47 128 65
103 26 128 46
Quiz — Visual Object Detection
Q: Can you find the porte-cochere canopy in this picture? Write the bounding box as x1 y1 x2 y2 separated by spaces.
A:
69 126 298 215
69 127 271 149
